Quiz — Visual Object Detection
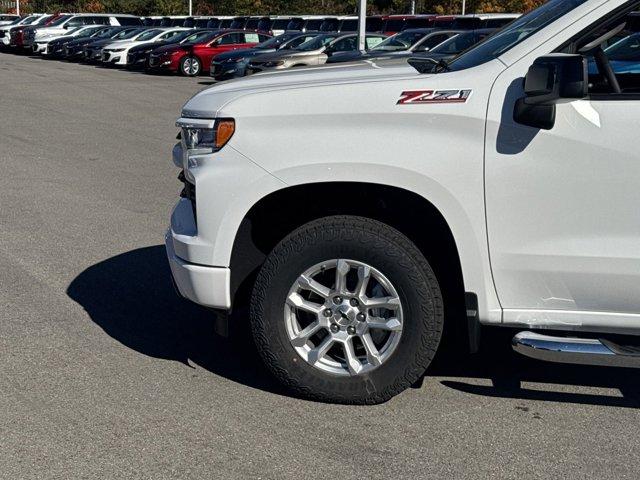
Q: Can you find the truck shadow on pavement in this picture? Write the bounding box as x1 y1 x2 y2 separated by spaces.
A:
66 245 285 396
67 245 640 407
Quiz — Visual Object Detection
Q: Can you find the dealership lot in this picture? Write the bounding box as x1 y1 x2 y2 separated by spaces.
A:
3 52 640 479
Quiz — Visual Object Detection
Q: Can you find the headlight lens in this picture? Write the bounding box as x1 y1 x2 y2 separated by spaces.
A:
180 119 235 153
175 119 236 182
264 60 285 67
109 48 125 52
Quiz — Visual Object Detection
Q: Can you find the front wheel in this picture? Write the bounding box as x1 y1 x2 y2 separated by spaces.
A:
250 216 444 404
179 56 201 76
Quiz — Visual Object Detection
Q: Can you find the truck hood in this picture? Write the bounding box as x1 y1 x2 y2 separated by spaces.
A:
182 59 423 118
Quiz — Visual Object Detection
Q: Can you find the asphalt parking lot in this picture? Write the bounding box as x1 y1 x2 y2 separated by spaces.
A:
2 51 640 479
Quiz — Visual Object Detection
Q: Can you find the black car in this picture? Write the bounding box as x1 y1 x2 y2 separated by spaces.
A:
331 28 497 66
126 29 213 68
327 28 459 64
62 27 130 59
210 31 322 80
45 26 108 58
409 28 497 61
82 27 146 62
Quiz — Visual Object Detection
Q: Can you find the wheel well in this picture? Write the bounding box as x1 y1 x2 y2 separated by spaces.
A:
230 182 468 340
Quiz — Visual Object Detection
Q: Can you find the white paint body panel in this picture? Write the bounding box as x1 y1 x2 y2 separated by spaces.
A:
169 0 640 335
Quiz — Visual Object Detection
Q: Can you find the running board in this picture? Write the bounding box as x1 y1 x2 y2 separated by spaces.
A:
512 331 640 368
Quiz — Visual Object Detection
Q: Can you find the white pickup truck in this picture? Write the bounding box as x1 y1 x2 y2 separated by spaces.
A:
167 0 640 404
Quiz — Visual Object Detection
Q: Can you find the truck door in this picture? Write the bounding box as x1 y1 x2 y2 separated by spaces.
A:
485 7 640 333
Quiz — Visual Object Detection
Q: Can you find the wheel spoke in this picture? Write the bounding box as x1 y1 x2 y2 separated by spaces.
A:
297 274 330 299
361 333 382 366
291 321 322 347
335 259 350 294
307 335 334 365
363 295 401 310
287 292 323 314
343 338 363 375
355 265 371 297
366 316 402 331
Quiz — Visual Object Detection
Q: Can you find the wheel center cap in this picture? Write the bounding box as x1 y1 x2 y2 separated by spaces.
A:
334 304 356 326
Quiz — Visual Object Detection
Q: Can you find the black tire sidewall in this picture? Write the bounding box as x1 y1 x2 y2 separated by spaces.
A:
251 216 443 403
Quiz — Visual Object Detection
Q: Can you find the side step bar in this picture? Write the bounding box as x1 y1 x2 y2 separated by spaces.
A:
512 331 640 368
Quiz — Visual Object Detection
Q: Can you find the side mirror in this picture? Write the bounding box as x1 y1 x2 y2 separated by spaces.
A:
514 54 587 130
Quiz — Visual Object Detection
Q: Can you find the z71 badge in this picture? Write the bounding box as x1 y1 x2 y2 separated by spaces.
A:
397 89 473 105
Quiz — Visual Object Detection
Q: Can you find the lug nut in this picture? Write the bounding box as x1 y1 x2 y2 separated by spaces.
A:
356 313 366 322
333 296 343 305
349 298 359 307
347 326 356 335
323 309 333 317
330 324 339 333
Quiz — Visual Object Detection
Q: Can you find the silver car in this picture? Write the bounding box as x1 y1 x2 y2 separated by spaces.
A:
247 32 388 74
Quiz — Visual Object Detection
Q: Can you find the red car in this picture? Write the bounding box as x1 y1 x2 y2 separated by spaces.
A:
147 29 271 76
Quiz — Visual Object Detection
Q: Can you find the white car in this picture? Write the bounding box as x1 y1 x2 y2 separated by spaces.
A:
101 27 188 66
0 14 47 46
25 13 140 48
0 14 20 26
167 0 640 404
32 25 104 55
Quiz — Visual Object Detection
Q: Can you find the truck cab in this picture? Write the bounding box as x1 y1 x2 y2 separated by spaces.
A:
166 0 640 404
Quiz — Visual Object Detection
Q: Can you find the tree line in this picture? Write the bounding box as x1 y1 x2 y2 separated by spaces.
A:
17 0 545 17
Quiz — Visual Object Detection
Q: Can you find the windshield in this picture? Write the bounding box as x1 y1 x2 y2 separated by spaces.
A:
449 0 590 71
62 27 82 36
114 29 142 40
296 34 336 51
93 28 115 38
47 15 72 27
257 34 294 49
605 32 640 60
432 32 479 54
21 16 41 25
168 30 196 42
373 31 427 51
135 29 162 41
181 31 216 44
282 34 318 49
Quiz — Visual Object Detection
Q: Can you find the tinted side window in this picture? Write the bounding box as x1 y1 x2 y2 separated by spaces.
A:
331 36 357 52
385 20 405 32
65 17 85 27
340 20 358 31
416 33 451 51
217 33 242 45
116 17 141 26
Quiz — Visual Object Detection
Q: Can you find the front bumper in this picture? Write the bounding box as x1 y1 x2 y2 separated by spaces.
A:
126 52 149 67
102 50 124 65
210 61 243 79
148 54 174 70
33 43 47 54
165 199 231 309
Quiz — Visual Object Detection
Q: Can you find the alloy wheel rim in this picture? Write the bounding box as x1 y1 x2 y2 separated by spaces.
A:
284 259 404 376
184 57 199 75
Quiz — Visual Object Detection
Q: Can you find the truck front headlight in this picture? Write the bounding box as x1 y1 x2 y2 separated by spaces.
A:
175 119 236 182
179 119 235 153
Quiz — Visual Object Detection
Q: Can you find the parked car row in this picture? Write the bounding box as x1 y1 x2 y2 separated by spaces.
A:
0 12 520 78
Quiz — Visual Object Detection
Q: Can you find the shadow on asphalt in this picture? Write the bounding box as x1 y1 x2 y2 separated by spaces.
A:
67 246 640 407
66 245 284 396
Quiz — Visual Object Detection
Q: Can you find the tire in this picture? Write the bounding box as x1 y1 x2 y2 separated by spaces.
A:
179 55 201 76
250 215 444 404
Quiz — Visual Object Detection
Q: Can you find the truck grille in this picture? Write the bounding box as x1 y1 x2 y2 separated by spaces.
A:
178 171 197 222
